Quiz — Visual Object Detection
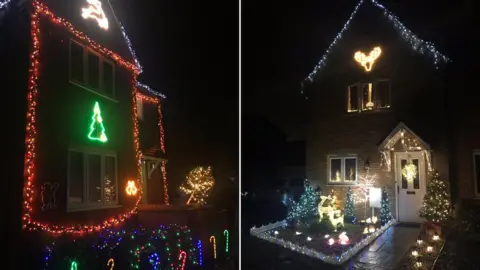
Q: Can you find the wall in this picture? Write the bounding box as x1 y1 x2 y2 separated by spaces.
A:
33 18 137 224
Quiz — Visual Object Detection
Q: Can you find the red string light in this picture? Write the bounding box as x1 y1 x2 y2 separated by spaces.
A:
22 1 142 235
136 92 170 205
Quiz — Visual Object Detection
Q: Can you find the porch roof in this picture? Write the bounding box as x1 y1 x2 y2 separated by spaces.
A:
378 122 431 151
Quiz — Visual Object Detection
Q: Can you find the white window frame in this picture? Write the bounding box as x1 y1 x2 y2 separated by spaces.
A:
327 155 358 184
69 39 117 102
347 79 391 113
474 150 480 198
67 148 119 211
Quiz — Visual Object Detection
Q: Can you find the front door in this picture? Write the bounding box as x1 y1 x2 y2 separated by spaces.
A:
395 151 426 223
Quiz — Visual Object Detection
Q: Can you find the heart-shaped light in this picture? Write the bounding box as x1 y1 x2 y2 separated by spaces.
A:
354 46 382 72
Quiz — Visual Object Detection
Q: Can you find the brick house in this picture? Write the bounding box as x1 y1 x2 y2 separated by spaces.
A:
302 1 453 223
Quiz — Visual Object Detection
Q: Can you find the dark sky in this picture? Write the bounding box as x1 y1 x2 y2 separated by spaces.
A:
115 0 239 195
242 0 476 134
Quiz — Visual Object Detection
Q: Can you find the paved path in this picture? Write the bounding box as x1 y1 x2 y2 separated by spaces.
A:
243 224 420 270
344 225 420 270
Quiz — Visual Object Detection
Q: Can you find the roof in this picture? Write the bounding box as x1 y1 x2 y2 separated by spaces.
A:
378 122 430 150
137 82 167 99
301 0 450 95
142 146 167 160
39 0 136 66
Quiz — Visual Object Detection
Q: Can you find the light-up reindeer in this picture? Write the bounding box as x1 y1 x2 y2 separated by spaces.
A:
318 194 344 230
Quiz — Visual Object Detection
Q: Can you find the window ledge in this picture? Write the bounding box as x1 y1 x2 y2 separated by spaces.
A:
345 109 392 116
67 204 122 213
69 80 118 103
327 183 357 186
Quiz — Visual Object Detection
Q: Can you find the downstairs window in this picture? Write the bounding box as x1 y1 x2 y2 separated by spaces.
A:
328 156 357 184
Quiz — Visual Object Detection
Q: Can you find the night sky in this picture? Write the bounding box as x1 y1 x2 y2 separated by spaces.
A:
242 0 476 134
115 0 239 197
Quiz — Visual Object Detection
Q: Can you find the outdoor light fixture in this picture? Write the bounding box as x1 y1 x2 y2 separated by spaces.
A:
354 46 382 72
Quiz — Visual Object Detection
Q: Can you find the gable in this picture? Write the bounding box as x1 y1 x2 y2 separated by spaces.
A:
301 0 449 96
40 0 134 64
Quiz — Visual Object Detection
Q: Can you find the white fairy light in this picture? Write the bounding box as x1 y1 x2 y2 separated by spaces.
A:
302 0 449 97
250 219 397 265
0 0 11 9
307 236 312 241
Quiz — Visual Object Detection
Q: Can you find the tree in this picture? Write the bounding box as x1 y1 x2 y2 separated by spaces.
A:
286 180 319 224
419 171 451 223
87 101 108 142
344 186 356 224
380 187 393 225
179 166 215 205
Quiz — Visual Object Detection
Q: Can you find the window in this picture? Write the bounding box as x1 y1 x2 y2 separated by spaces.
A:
328 156 357 184
69 39 115 99
67 149 118 210
347 80 391 113
347 85 359 112
136 96 144 120
474 151 480 197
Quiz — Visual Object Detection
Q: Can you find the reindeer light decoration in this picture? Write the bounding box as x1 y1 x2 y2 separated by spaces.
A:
81 0 109 30
354 46 382 72
318 194 344 230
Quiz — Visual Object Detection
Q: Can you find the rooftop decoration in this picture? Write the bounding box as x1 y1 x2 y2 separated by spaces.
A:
81 0 108 30
301 0 450 97
354 46 382 72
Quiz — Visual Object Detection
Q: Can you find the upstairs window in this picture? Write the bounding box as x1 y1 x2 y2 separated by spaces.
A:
347 79 391 113
69 39 116 99
328 156 357 184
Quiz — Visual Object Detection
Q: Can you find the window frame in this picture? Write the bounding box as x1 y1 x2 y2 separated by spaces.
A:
346 79 391 113
67 147 119 212
69 39 117 102
473 150 480 198
327 155 358 185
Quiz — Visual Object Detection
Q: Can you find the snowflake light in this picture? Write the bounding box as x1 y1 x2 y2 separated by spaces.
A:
81 0 108 30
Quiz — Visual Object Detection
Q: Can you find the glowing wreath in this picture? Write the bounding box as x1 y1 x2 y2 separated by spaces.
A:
354 46 382 72
402 163 418 182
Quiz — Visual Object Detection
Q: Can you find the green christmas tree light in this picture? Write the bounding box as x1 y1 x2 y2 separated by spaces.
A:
419 170 451 223
87 101 108 143
344 186 356 224
286 179 319 224
380 186 393 225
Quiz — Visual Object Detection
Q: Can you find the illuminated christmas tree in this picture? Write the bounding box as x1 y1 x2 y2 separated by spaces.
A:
87 101 108 142
180 166 215 205
344 186 356 224
286 180 319 224
419 171 451 223
380 187 393 225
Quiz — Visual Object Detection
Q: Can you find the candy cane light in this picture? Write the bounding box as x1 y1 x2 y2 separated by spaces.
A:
209 235 216 259
224 229 229 253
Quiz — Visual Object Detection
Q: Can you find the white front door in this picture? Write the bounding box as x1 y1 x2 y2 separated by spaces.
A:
395 152 426 223
140 161 148 204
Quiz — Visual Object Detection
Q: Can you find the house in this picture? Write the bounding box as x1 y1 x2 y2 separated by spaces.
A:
302 1 453 223
15 0 168 235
